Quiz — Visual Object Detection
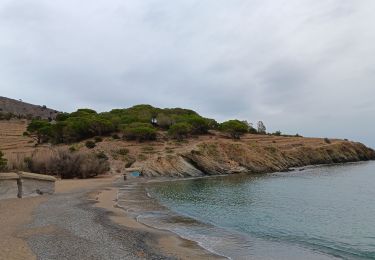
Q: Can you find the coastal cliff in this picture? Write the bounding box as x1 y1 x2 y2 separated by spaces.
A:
133 136 375 177
2 118 374 179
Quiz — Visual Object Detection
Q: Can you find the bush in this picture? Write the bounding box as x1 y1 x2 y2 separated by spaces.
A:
324 138 331 144
112 134 120 139
141 146 154 153
94 136 103 143
85 140 96 149
219 120 249 139
156 113 173 129
96 151 108 160
21 149 109 179
69 146 77 152
168 122 192 140
185 116 209 134
0 112 14 120
0 151 7 172
122 123 157 142
117 148 129 155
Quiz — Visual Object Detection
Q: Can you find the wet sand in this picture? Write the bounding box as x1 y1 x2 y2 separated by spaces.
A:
94 187 224 259
0 175 224 260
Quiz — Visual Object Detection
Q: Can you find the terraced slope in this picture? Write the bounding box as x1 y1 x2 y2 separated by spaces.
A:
0 120 35 155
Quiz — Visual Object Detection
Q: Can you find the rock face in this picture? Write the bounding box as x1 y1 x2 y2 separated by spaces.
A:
0 172 56 200
135 140 375 177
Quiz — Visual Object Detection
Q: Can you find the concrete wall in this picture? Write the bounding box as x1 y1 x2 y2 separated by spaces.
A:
0 172 56 200
0 173 20 199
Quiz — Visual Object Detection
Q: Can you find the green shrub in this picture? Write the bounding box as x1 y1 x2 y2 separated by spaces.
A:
122 123 157 142
69 146 77 152
156 113 173 129
185 115 209 134
96 151 108 160
94 136 103 143
219 120 249 139
112 134 120 139
85 140 96 149
0 151 7 172
168 122 192 140
141 146 155 153
117 148 129 155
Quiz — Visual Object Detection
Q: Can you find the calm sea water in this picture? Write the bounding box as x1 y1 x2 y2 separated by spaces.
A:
144 161 375 259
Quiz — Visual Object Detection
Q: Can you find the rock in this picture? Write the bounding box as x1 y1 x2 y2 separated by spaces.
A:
134 140 375 178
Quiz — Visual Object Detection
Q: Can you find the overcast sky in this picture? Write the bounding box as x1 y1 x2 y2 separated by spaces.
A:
0 0 374 147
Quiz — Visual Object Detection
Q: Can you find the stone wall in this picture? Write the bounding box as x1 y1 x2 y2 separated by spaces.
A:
0 172 56 200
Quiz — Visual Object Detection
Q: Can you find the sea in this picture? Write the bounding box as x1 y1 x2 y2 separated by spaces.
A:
118 161 375 259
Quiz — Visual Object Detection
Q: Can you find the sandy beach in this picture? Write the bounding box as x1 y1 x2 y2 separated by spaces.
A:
0 175 224 260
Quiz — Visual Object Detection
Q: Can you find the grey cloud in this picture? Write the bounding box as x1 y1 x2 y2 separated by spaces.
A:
0 0 374 147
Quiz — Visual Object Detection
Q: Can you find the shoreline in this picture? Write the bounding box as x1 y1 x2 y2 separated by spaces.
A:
113 161 374 260
1 161 373 259
0 175 223 259
92 177 227 259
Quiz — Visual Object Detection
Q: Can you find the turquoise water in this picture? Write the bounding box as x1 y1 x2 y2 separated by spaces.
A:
147 162 375 259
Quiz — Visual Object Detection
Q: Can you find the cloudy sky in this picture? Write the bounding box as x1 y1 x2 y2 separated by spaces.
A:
0 0 374 147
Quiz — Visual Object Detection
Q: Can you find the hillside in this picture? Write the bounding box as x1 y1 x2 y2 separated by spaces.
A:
98 133 375 177
0 120 33 153
0 96 59 120
0 97 374 178
1 119 374 177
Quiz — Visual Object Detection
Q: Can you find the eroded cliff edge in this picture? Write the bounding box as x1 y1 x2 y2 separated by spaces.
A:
133 137 375 177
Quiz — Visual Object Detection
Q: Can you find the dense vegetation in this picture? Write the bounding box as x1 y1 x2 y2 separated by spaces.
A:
22 149 110 179
26 104 265 144
219 120 250 139
0 151 7 172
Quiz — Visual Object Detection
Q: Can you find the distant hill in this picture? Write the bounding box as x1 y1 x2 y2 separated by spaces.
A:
0 96 59 120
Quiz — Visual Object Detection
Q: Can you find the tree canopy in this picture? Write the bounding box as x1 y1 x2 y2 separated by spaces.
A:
219 120 249 139
25 104 264 143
